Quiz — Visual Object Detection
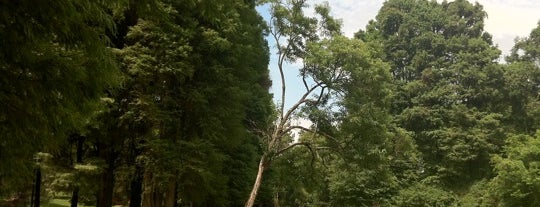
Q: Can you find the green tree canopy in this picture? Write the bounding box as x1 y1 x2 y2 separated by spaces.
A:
486 132 540 207
93 0 273 206
361 0 506 189
0 0 119 194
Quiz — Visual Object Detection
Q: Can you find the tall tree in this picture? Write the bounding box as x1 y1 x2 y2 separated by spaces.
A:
504 22 540 134
477 21 540 207
92 0 272 206
361 0 506 190
0 0 119 199
245 1 340 205
246 1 394 206
311 35 395 206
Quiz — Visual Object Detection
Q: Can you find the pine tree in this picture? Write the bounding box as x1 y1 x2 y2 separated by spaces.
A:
0 0 119 198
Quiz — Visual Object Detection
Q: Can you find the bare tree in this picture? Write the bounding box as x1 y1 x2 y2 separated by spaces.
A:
245 1 345 206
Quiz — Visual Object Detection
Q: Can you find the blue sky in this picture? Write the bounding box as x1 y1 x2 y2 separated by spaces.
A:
256 3 312 112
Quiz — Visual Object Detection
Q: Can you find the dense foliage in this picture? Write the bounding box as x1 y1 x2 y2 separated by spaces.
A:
1 0 540 206
0 0 119 195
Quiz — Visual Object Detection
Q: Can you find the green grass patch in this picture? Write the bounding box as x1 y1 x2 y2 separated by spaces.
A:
44 198 93 207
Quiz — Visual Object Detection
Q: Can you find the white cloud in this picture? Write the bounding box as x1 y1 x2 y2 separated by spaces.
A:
290 117 313 142
308 0 384 37
479 0 540 55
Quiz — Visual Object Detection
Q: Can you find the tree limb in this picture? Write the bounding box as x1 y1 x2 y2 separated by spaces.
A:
280 125 340 147
275 142 317 167
303 74 310 92
278 82 324 132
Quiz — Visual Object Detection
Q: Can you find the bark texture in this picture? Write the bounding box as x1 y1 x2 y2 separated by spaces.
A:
245 155 267 207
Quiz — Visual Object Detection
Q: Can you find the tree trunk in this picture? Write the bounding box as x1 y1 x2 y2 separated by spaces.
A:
71 189 79 207
97 161 115 207
164 177 177 207
32 168 42 207
142 172 151 207
71 136 84 207
129 168 143 207
70 188 79 207
245 155 267 207
273 191 280 207
142 170 155 207
153 190 163 207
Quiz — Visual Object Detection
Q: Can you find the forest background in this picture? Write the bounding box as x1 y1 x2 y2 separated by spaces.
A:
2 0 540 207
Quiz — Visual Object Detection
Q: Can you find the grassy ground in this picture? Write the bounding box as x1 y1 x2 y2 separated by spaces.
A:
43 198 93 207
